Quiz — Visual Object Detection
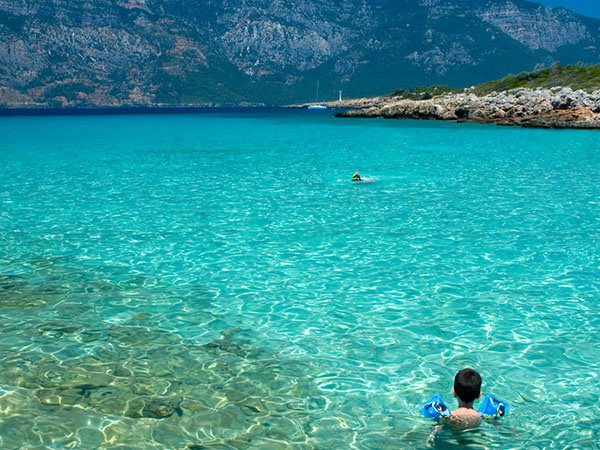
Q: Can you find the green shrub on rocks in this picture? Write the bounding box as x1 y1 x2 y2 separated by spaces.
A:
389 85 459 100
474 63 600 94
388 63 600 100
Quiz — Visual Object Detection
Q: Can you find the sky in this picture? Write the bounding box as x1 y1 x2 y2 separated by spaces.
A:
533 0 600 18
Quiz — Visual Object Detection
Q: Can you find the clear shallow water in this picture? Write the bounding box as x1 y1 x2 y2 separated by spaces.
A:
0 109 598 449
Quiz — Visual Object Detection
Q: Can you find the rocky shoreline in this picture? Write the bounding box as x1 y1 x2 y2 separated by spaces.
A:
325 88 600 129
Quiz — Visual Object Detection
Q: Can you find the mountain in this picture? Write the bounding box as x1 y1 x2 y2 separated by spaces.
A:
1 0 600 107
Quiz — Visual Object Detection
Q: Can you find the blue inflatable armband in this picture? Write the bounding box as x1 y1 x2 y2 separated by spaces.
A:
422 394 509 420
478 395 509 419
420 394 452 419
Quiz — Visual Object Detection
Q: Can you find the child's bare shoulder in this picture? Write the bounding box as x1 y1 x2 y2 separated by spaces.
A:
449 408 482 430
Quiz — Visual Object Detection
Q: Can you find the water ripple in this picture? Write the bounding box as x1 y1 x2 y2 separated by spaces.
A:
0 113 598 448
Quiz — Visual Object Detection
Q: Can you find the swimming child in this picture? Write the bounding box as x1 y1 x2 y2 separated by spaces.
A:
426 368 484 444
449 368 483 429
352 171 362 181
423 367 509 445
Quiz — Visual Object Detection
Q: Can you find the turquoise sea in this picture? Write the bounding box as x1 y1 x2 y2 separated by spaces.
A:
0 109 598 449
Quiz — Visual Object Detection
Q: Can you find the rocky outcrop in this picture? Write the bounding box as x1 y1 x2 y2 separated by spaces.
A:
496 106 600 128
335 88 600 129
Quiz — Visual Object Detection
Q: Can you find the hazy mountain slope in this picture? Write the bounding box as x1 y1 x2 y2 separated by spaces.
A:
1 0 599 106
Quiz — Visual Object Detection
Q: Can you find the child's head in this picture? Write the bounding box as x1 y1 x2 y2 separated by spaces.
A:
453 368 482 403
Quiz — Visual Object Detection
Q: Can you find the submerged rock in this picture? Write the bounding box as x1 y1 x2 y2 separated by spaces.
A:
36 384 183 419
0 274 66 308
0 321 322 448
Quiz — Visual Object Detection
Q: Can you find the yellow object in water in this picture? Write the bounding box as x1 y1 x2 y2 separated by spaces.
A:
352 172 362 182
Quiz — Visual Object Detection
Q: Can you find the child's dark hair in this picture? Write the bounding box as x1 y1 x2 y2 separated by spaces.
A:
454 368 482 403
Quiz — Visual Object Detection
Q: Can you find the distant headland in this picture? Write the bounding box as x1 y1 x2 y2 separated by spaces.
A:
302 64 600 129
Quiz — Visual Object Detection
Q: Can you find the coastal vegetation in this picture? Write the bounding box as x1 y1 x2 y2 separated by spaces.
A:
473 63 600 94
390 86 460 100
388 64 600 100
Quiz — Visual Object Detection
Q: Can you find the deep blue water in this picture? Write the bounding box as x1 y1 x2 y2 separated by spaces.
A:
0 110 598 449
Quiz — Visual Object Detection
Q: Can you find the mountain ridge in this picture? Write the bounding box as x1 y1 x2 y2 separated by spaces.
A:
1 0 600 106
